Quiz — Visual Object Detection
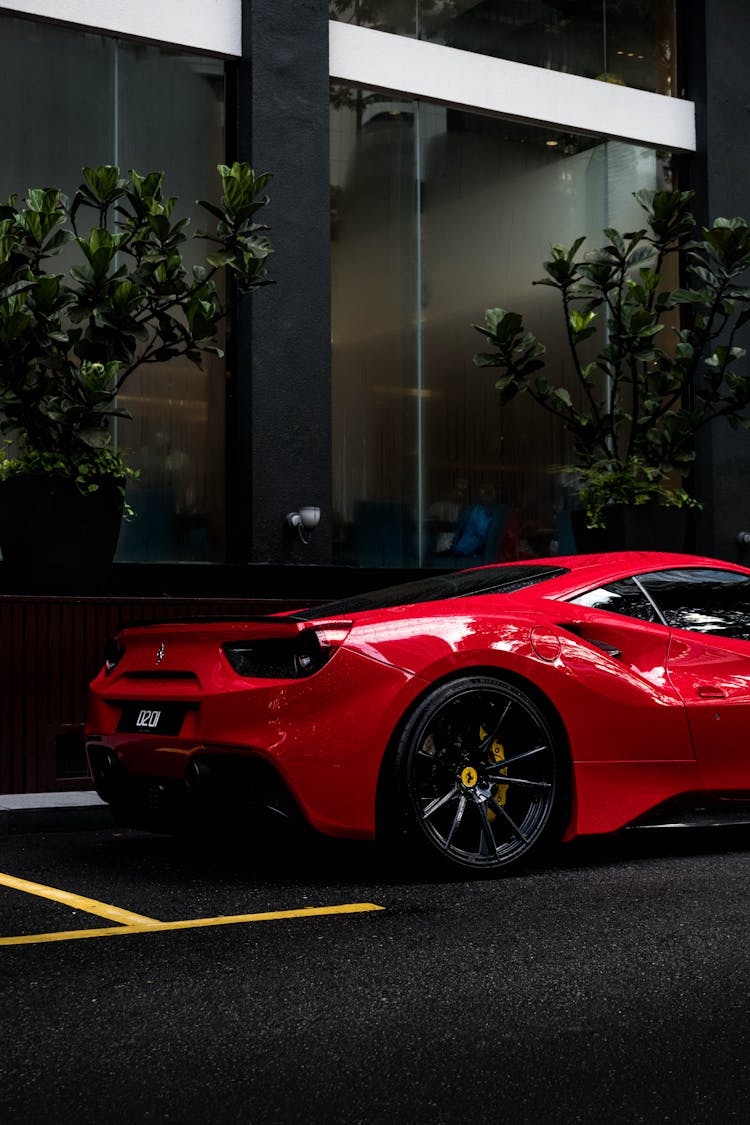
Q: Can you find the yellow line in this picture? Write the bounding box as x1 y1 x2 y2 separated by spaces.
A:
0 902 385 947
0 872 159 925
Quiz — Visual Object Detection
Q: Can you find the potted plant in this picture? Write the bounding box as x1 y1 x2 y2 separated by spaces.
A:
473 190 750 549
0 161 272 574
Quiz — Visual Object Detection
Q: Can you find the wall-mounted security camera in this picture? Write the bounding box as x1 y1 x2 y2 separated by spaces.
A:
286 506 321 544
298 506 321 530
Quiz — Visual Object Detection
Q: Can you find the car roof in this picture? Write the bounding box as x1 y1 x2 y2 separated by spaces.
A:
298 552 750 624
536 551 750 598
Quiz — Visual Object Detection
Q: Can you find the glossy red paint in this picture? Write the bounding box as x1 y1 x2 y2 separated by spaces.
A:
86 551 750 855
666 631 750 790
87 642 418 838
529 626 561 662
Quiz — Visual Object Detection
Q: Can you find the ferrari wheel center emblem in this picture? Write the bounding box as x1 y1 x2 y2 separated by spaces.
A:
460 765 479 789
155 643 166 665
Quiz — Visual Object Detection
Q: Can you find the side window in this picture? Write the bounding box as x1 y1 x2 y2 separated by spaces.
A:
569 578 658 623
637 568 750 640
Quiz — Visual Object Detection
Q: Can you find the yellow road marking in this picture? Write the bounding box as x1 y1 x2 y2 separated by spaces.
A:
0 871 159 925
0 902 385 947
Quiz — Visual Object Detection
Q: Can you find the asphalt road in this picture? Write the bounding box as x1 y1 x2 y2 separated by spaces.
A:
1 823 749 1125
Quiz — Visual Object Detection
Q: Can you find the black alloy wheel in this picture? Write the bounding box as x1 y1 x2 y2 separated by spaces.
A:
395 675 568 873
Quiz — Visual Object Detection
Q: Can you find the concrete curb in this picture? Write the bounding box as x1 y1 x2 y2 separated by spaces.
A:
0 792 114 835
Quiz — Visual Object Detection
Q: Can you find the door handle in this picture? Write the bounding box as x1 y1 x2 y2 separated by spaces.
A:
695 684 728 699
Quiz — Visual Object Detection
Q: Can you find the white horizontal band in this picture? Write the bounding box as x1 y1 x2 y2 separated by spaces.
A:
330 21 696 152
0 1 242 56
0 7 696 149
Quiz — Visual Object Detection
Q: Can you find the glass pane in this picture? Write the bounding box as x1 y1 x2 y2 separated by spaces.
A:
638 569 750 639
114 45 226 562
605 0 676 96
423 0 604 79
0 17 115 197
331 82 673 569
330 2 677 95
0 16 226 564
571 579 658 621
329 1 416 34
419 110 672 567
331 87 420 565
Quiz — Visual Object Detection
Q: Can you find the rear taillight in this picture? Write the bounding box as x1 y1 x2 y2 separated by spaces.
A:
296 622 352 674
103 636 124 675
223 621 352 680
309 622 352 651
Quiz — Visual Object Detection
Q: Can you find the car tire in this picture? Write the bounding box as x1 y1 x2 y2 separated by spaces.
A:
390 675 569 875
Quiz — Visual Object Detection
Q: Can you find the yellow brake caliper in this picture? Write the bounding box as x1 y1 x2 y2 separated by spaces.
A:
480 724 508 820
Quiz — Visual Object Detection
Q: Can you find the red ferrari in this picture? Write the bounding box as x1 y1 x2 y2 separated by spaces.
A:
86 552 750 873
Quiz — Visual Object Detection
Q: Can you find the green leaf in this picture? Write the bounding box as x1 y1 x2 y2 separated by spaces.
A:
197 199 227 222
82 165 124 205
670 288 703 304
77 428 113 449
206 249 236 268
569 308 597 342
472 352 500 368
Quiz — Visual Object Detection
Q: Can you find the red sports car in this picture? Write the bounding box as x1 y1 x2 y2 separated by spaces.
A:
86 552 750 873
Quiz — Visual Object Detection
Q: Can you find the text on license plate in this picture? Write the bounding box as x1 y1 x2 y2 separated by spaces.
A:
117 702 192 735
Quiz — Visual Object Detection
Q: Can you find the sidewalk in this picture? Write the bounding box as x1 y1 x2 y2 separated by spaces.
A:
0 791 113 835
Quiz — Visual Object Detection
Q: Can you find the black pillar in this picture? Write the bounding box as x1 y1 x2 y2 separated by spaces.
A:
683 0 750 559
227 0 332 565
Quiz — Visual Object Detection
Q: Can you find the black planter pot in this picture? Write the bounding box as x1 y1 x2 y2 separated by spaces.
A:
0 474 124 578
571 504 688 554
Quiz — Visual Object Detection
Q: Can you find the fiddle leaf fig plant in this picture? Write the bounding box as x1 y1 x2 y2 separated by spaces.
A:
473 190 750 527
0 162 272 493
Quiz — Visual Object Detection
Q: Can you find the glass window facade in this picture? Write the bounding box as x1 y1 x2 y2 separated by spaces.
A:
330 84 673 567
329 1 676 95
0 15 226 562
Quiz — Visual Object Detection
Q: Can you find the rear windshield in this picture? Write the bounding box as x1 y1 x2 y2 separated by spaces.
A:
295 565 569 620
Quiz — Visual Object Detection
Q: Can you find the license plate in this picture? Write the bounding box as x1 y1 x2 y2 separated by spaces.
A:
117 702 191 735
